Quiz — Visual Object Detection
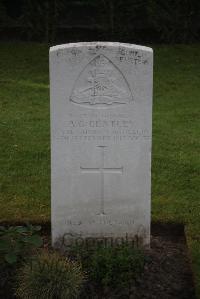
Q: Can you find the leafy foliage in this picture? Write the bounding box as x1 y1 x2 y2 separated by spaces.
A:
0 224 43 265
15 250 85 299
20 0 65 42
1 0 200 42
147 0 200 43
0 224 43 298
68 243 145 294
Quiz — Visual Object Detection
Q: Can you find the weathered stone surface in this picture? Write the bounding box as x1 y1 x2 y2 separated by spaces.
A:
50 42 153 247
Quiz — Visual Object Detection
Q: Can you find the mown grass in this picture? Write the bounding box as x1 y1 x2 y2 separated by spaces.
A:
0 43 50 222
0 43 200 295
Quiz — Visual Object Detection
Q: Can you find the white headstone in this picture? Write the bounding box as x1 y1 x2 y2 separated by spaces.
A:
50 42 153 248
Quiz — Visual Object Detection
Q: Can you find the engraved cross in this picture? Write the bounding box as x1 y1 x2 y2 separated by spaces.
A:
80 146 123 215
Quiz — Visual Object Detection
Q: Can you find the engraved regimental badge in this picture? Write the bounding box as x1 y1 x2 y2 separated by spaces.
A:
70 54 133 107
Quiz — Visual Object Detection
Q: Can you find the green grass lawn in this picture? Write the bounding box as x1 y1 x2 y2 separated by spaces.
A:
0 43 200 295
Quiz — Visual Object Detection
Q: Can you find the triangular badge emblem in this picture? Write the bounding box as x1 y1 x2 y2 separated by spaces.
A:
70 54 133 107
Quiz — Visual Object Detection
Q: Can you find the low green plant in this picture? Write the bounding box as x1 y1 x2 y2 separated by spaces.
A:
15 250 85 299
69 243 145 292
0 224 43 265
0 224 43 298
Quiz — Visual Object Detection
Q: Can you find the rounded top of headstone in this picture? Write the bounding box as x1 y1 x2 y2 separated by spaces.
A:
50 42 153 54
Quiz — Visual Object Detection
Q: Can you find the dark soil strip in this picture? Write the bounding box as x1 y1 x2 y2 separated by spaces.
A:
132 234 195 299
